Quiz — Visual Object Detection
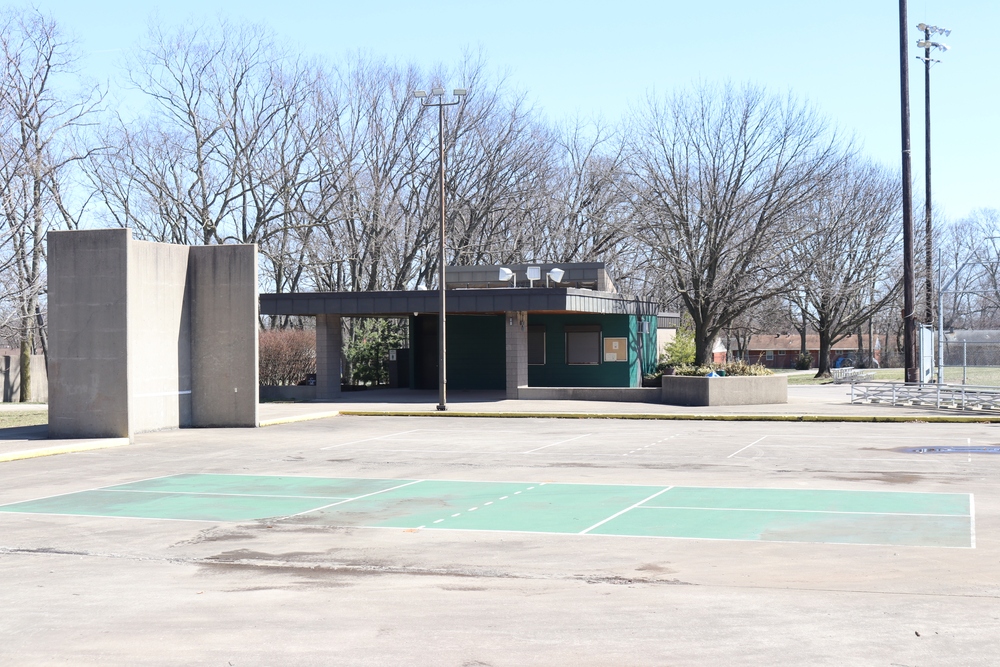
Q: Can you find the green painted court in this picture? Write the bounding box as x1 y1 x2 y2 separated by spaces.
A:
0 474 974 548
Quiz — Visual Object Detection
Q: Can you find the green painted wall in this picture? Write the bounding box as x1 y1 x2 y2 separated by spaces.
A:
409 314 505 390
527 313 657 388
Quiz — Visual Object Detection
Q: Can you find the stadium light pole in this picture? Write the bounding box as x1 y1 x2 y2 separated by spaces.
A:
413 86 467 411
916 23 950 326
898 0 918 383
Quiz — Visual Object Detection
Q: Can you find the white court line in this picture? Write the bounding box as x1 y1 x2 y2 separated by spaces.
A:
339 524 973 549
319 430 422 450
105 489 354 501
285 480 424 518
970 494 976 549
638 506 970 518
728 436 768 459
524 433 593 454
578 487 674 535
0 511 220 524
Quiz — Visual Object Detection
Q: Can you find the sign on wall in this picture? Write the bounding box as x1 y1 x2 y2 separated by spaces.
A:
604 337 627 362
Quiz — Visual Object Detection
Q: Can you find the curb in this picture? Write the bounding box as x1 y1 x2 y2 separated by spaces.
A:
337 410 1000 424
0 438 131 463
259 411 340 427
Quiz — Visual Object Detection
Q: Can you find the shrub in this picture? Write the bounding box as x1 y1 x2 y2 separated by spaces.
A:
259 328 316 385
661 328 696 366
344 318 408 386
671 361 774 377
794 352 813 370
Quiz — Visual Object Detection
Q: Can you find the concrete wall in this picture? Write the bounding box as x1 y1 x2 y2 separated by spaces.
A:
517 387 661 403
48 229 131 438
260 385 317 402
1 352 48 403
127 239 192 433
47 229 259 438
505 312 528 399
315 314 342 399
661 375 788 407
189 245 258 427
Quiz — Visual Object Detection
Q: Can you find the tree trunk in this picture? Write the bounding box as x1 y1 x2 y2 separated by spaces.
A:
815 330 833 378
694 321 714 366
19 334 31 402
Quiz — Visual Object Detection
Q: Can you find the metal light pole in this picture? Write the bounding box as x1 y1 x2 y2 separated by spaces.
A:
898 0 917 383
413 86 467 411
916 23 951 326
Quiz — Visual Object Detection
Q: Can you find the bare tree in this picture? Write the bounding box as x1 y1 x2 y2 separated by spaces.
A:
788 159 902 377
627 82 844 364
0 8 102 399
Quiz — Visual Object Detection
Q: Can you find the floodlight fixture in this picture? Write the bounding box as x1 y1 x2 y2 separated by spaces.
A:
546 267 565 287
526 266 541 287
413 90 427 98
917 23 951 36
431 87 446 96
453 88 468 97
917 39 949 51
498 267 515 285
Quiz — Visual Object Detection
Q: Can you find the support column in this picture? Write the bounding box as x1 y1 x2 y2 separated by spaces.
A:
316 314 342 400
505 311 528 399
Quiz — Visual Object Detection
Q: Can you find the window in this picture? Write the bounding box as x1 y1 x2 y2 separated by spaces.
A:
528 325 546 365
765 350 774 360
566 325 601 365
777 349 786 356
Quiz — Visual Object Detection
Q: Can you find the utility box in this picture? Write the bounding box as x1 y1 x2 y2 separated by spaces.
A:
388 348 410 388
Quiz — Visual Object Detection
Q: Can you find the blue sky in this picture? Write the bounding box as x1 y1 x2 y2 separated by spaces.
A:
30 0 1000 221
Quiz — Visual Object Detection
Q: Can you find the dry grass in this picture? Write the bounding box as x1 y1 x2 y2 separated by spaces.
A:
0 410 47 429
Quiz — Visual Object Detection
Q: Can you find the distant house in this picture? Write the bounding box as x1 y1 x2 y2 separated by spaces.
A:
728 334 875 369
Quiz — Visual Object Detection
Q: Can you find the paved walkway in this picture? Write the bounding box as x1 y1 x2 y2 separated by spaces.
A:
2 384 993 463
257 384 995 422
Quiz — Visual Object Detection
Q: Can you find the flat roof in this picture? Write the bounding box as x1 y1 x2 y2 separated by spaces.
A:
260 287 658 317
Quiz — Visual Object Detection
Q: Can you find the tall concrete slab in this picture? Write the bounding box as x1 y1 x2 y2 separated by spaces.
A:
315 314 342 400
127 239 192 433
47 229 259 439
505 311 528 399
48 229 131 438
189 245 258 427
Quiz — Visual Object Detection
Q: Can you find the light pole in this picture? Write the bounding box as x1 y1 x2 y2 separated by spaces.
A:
413 86 467 411
897 0 917 383
916 22 950 326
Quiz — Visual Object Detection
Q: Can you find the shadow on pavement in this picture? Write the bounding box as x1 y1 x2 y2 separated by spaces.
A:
0 424 48 441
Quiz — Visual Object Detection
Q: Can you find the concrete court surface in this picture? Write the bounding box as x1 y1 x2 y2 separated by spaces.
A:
1 415 999 665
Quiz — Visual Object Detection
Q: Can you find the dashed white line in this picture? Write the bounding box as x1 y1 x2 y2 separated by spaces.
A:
427 484 540 528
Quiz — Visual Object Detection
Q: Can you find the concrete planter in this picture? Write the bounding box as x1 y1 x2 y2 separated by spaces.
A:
517 387 662 403
661 375 787 407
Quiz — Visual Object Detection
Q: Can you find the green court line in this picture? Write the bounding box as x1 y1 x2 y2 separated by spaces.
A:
0 475 974 548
